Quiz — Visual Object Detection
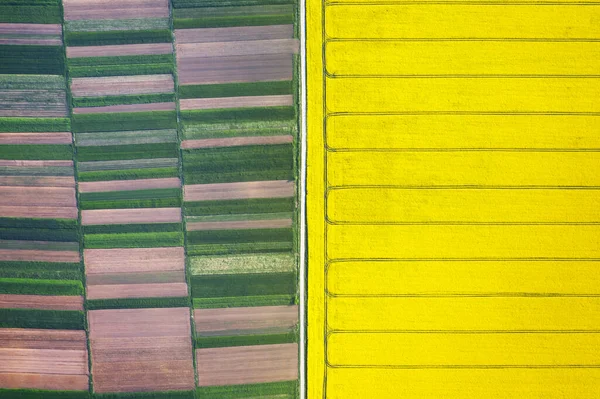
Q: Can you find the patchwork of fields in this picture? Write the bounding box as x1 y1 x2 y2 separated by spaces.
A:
0 0 300 398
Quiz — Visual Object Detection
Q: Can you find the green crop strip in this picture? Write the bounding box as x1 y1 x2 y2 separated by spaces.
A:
86 297 190 310
196 380 297 399
0 389 90 399
0 278 83 295
0 309 85 330
195 331 296 348
190 272 296 298
65 30 172 46
193 294 295 308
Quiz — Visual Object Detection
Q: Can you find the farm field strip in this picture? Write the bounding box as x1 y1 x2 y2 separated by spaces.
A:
173 0 299 393
0 294 83 311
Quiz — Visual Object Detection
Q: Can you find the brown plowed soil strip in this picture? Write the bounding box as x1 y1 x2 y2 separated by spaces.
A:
0 176 75 187
63 0 169 20
0 373 89 391
88 307 194 392
86 283 188 300
181 135 292 149
0 206 78 219
195 305 298 336
85 247 185 274
179 95 292 111
184 180 294 202
0 294 83 311
175 25 293 44
81 207 181 225
176 39 299 58
88 308 191 339
0 249 80 263
78 177 180 193
0 328 86 342
86 270 184 285
0 160 72 167
0 109 67 118
197 344 298 386
0 133 72 144
0 38 62 45
0 23 62 35
0 187 76 207
67 43 173 58
187 218 292 231
0 348 88 375
177 54 292 85
73 102 176 115
71 75 174 97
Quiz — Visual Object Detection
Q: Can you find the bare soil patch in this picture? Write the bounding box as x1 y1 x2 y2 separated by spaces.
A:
175 25 293 44
0 373 89 391
197 343 298 386
85 247 185 274
0 294 83 311
0 249 80 263
0 160 72 167
73 102 176 114
0 133 72 145
0 348 88 375
86 283 188 300
184 180 294 202
181 135 292 149
71 75 174 97
86 270 184 285
81 207 181 225
0 186 76 207
176 39 299 59
63 0 169 20
78 177 180 193
0 176 75 187
67 43 173 58
180 95 292 111
195 305 298 336
0 39 62 45
0 23 62 35
0 206 78 219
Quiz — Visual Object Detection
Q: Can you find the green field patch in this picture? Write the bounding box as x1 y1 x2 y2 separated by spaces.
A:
83 223 182 235
86 296 189 310
0 240 79 251
0 165 73 176
196 381 297 399
0 75 66 90
0 218 77 230
187 212 292 223
193 294 294 309
174 4 293 17
174 14 293 29
0 117 70 132
184 197 294 216
195 331 296 348
65 30 172 47
187 241 292 256
0 261 82 280
182 120 296 140
69 63 174 78
78 167 179 182
0 45 64 74
78 158 178 172
0 278 83 296
0 227 78 242
0 389 89 399
66 18 170 32
179 81 292 99
189 253 295 275
0 5 61 24
0 144 72 160
173 0 294 8
72 93 175 108
183 169 292 185
190 272 295 298
0 308 85 330
187 228 292 246
72 111 177 133
80 188 181 210
84 232 183 248
76 129 177 147
76 143 179 161
94 391 195 399
180 106 295 124
68 54 174 67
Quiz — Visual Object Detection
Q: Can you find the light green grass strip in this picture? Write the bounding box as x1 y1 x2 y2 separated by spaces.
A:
75 129 178 147
182 120 296 140
0 75 66 90
190 253 295 275
65 18 169 32
77 158 178 172
186 212 292 223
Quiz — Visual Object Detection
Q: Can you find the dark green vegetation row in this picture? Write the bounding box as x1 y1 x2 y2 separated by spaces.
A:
195 331 296 348
0 309 84 330
0 279 83 296
0 261 82 280
65 30 172 47
191 272 296 298
0 118 70 133
68 55 175 78
184 198 294 216
179 81 292 99
0 389 89 399
193 295 295 309
80 188 182 210
196 381 298 399
86 297 190 310
0 1 62 24
0 45 64 75
72 112 177 133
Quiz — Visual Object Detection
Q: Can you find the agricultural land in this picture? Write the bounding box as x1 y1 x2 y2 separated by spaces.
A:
0 0 300 398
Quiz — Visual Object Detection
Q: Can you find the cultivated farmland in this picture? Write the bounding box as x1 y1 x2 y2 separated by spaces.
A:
172 0 300 394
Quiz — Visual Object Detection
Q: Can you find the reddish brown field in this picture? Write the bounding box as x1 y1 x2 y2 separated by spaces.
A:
184 180 294 202
63 0 169 20
73 102 176 115
0 206 77 219
0 23 62 35
0 249 80 263
181 135 292 150
78 177 181 193
195 305 298 336
176 39 299 59
0 38 62 45
0 329 89 390
0 176 75 187
70 75 174 97
0 294 83 311
67 43 173 58
196 343 298 386
88 308 195 392
179 95 293 111
81 207 181 225
187 219 292 231
0 160 72 167
85 247 185 274
178 54 293 85
86 271 184 285
0 186 76 207
175 25 293 44
0 133 72 144
86 283 188 300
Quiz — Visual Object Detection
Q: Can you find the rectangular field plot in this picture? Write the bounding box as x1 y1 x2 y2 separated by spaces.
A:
88 307 195 393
